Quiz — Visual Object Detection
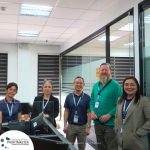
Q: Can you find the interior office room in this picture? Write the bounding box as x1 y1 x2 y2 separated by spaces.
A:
0 0 150 149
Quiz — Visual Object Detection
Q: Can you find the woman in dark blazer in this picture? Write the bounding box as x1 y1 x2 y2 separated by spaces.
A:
31 80 59 128
115 76 150 150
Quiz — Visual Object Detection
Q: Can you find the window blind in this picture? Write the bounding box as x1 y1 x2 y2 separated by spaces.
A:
110 57 134 85
0 53 8 95
38 55 59 96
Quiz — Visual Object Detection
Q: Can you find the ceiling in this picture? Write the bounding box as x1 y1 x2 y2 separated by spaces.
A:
0 0 117 47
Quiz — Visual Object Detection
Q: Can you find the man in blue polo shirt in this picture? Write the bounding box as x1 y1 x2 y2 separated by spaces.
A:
63 76 91 150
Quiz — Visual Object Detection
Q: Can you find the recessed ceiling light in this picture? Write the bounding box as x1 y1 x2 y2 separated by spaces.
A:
118 23 133 31
18 31 39 37
21 4 53 17
98 36 120 41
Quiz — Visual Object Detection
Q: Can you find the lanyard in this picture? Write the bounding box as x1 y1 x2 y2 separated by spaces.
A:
42 97 49 111
5 100 14 117
72 92 83 108
97 79 112 100
122 100 132 118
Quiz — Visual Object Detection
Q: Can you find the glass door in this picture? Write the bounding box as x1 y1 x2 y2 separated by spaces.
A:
140 3 150 97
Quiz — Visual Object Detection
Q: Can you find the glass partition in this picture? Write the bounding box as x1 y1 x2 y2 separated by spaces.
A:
140 4 150 97
60 9 135 149
61 31 106 107
110 13 134 84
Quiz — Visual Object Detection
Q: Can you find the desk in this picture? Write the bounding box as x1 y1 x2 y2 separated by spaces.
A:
1 117 76 150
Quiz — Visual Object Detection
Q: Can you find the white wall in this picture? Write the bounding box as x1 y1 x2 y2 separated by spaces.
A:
0 43 60 104
0 43 18 83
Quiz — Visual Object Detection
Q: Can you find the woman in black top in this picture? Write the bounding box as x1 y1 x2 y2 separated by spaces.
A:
31 80 59 129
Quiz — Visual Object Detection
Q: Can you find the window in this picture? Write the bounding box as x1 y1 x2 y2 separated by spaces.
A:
0 53 7 97
38 55 59 96
109 12 134 84
139 0 150 97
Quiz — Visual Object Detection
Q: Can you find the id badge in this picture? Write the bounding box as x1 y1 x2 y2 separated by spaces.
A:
120 127 123 133
73 115 78 123
95 102 99 108
123 119 125 124
120 124 123 133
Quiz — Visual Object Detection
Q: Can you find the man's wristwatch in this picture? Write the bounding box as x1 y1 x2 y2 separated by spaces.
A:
86 124 91 128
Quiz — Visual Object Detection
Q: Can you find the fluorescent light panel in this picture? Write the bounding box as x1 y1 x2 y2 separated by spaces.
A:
21 4 53 17
98 36 120 41
18 31 39 37
118 23 133 31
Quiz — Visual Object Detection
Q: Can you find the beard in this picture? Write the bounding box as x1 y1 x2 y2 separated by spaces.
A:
100 76 111 84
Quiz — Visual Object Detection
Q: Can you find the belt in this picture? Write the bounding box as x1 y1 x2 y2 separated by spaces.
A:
69 123 85 126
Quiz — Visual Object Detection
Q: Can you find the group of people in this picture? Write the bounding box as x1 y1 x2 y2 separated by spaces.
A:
63 63 150 150
0 80 59 134
0 63 150 150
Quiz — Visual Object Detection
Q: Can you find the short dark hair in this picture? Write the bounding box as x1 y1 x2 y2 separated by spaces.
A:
6 82 18 92
119 76 140 104
73 76 85 83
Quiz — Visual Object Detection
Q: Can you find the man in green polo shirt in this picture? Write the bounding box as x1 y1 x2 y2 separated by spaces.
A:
90 63 122 150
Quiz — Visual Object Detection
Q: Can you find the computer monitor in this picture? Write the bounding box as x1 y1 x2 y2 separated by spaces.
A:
8 121 30 135
30 101 54 134
31 101 54 122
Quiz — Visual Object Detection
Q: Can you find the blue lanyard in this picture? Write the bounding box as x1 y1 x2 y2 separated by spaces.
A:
72 92 84 114
72 92 84 107
122 100 132 119
5 100 14 117
42 97 49 111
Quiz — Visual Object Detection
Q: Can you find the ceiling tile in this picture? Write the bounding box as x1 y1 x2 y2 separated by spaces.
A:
0 2 20 15
52 41 64 45
0 29 16 38
0 0 128 48
90 0 114 10
55 38 67 42
79 10 102 21
20 0 58 6
57 0 95 9
70 20 89 28
51 7 86 19
42 26 67 33
39 32 60 38
18 24 42 32
37 37 56 42
19 16 47 26
64 27 79 34
59 33 72 38
0 23 17 30
0 14 18 23
0 0 20 3
17 36 37 42
46 18 75 27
